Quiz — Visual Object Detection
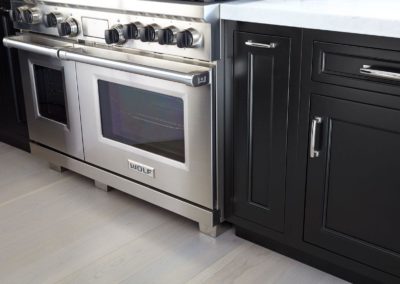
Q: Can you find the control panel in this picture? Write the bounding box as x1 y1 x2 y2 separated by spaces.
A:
9 3 213 61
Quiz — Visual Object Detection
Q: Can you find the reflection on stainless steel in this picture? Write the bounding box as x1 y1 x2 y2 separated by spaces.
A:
5 0 224 236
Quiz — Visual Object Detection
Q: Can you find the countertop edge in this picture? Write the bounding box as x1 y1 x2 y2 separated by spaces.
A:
220 2 400 39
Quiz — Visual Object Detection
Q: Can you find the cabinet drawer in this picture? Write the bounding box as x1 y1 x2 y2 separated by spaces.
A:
312 41 400 96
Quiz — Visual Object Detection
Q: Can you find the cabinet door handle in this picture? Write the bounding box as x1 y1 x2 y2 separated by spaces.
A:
245 40 278 49
310 117 323 158
360 65 400 81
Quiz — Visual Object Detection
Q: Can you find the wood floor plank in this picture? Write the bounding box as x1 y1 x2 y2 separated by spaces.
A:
2 207 174 284
0 169 71 207
0 167 68 201
187 241 349 284
0 174 89 237
0 174 176 283
0 142 13 155
0 142 348 284
58 218 199 284
0 145 48 188
118 230 245 284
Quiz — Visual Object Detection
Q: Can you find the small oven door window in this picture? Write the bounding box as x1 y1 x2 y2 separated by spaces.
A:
34 65 67 125
98 80 185 163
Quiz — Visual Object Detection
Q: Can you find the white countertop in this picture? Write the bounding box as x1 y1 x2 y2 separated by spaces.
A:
220 0 400 38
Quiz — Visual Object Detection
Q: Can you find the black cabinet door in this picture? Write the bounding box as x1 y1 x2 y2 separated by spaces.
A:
304 94 400 277
232 31 290 232
0 12 29 151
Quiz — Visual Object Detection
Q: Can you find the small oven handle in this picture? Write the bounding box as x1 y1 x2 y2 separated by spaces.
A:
3 37 60 58
58 50 210 87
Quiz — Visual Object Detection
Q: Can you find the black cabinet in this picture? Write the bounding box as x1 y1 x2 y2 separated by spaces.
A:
0 9 29 151
225 23 400 283
304 94 400 278
231 31 290 232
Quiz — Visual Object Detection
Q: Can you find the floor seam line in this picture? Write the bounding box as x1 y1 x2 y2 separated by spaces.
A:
0 174 74 208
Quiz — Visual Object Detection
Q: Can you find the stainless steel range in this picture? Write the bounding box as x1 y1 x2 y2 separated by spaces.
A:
3 0 224 236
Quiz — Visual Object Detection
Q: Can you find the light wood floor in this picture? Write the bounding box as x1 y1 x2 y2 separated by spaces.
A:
0 142 349 284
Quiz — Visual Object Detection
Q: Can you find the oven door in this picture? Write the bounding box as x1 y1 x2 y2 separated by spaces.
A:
18 51 84 159
76 58 213 208
6 34 85 159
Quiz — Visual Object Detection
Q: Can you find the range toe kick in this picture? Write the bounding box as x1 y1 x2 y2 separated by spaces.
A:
31 143 222 237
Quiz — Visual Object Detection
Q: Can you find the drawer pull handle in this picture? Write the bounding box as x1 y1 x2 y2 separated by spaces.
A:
310 117 322 158
360 65 400 81
245 40 277 49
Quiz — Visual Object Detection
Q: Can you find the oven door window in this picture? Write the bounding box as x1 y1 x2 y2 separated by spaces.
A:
98 80 185 163
34 65 67 125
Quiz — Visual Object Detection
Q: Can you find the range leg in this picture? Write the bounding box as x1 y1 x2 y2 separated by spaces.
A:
94 180 110 192
198 223 230 237
49 163 67 173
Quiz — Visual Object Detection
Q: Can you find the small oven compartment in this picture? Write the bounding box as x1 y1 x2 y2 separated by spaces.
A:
18 50 84 159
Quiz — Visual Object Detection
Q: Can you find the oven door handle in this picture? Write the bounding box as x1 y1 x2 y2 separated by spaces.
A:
3 36 211 87
3 36 60 58
58 50 210 87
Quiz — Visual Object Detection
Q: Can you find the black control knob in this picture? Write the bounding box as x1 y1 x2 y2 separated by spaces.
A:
46 13 57 27
22 8 41 25
45 12 61 27
57 18 79 37
105 28 120 44
22 9 31 23
158 28 176 45
177 30 194 48
140 25 158 42
12 6 29 23
105 25 125 45
10 9 22 22
58 22 71 36
123 23 140 40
